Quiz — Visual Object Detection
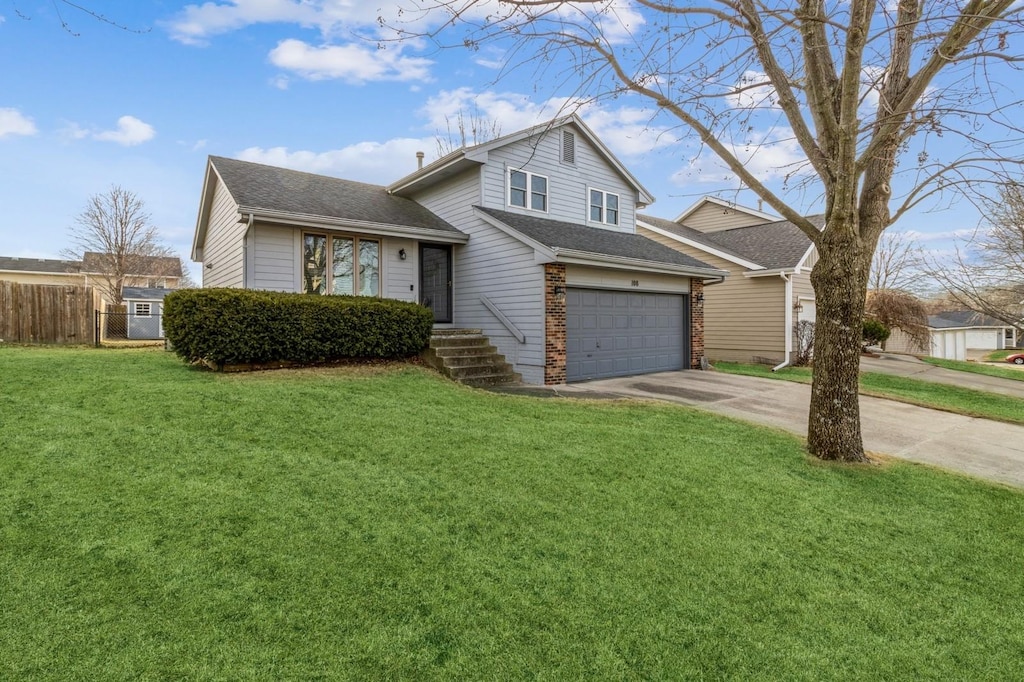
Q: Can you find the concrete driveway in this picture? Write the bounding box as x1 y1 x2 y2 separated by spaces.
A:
860 353 1024 399
550 370 1024 489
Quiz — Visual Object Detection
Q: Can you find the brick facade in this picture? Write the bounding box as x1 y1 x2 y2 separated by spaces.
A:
690 279 705 369
544 263 567 385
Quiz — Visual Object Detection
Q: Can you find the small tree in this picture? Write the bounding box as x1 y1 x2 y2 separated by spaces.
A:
865 289 930 351
862 319 891 348
64 186 179 305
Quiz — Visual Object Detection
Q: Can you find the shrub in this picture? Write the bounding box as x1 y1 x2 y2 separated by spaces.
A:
792 320 815 366
862 318 891 347
163 288 434 368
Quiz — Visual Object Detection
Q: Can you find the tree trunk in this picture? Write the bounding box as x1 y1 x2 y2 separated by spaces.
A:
807 226 871 462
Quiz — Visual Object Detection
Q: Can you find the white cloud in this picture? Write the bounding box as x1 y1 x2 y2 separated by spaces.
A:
420 87 674 159
268 39 432 84
165 0 502 45
0 108 37 138
237 137 435 185
726 70 778 110
93 116 156 146
674 127 810 185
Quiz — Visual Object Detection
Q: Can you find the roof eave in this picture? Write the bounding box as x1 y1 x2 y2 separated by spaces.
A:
673 195 779 224
743 267 799 278
240 207 469 244
386 153 482 196
553 248 729 279
637 219 764 271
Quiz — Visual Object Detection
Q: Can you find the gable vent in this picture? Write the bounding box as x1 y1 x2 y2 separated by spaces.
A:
561 130 576 164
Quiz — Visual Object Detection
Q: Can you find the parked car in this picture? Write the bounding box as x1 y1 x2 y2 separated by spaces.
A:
1007 353 1024 365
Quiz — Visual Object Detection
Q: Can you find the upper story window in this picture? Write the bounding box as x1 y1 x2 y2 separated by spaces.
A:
509 169 548 212
303 233 380 297
589 189 619 226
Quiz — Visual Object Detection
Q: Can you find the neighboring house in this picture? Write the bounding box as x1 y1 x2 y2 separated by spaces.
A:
191 115 727 384
0 254 183 299
0 256 82 285
637 197 821 367
80 252 185 296
890 311 1020 360
122 287 170 339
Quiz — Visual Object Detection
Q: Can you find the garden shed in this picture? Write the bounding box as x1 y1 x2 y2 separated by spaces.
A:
122 287 170 339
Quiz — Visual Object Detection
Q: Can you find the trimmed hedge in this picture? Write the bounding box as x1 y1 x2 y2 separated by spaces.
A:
163 288 434 368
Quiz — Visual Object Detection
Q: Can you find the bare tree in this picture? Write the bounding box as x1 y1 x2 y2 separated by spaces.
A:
928 182 1024 331
870 231 926 294
435 111 503 156
9 1 147 35
64 186 179 305
390 1 1024 462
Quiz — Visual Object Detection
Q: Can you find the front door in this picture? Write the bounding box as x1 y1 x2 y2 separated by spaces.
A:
420 244 452 323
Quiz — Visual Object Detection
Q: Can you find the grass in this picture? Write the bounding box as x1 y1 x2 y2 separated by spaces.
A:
3 346 1024 679
714 360 1024 426
921 355 1024 382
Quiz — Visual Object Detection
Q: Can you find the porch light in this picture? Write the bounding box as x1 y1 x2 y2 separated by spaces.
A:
398 248 407 260
553 285 566 299
695 292 704 304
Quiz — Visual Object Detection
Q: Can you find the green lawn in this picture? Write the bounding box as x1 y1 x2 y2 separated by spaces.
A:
921 355 1024 382
3 346 1024 679
714 360 1024 426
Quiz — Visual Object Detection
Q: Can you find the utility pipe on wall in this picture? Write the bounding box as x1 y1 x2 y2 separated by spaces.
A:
772 272 793 372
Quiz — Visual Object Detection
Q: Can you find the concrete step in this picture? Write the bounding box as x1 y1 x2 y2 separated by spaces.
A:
422 330 521 388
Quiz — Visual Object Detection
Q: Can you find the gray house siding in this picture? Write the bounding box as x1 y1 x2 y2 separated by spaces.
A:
246 223 417 302
481 126 638 233
202 178 246 288
127 300 163 339
413 168 546 384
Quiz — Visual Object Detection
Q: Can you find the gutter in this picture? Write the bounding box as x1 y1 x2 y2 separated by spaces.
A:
238 208 469 244
772 272 794 372
553 248 730 280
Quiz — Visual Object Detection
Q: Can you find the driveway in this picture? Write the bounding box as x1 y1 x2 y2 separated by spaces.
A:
860 353 1024 399
547 370 1024 489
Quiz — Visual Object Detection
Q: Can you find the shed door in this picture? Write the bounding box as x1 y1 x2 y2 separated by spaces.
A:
566 288 687 382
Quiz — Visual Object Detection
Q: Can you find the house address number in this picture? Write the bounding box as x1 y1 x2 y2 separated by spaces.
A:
631 280 640 287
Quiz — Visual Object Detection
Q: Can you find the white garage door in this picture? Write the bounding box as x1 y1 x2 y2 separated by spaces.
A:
566 288 687 382
966 329 999 350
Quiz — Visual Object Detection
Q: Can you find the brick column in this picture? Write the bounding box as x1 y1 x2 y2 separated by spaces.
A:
544 263 567 384
690 279 705 369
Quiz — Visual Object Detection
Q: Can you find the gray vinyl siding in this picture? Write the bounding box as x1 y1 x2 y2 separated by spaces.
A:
682 203 771 233
248 224 417 302
481 125 637 232
640 226 787 363
413 168 546 384
202 178 245 288
565 265 691 294
250 224 296 291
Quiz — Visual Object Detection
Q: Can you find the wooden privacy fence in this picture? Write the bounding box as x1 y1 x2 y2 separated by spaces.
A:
0 281 99 344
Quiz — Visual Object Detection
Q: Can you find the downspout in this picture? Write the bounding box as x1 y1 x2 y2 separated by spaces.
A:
772 272 793 372
242 213 254 288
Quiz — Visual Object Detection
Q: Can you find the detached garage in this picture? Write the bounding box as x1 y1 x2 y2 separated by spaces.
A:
566 288 688 381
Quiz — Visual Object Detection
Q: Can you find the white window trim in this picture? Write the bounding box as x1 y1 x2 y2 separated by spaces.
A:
587 187 621 227
507 168 549 213
134 302 152 318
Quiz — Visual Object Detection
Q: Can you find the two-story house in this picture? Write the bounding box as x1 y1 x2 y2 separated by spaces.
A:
191 116 726 384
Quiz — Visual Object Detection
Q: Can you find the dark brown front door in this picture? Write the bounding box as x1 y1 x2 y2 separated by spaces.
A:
420 244 452 323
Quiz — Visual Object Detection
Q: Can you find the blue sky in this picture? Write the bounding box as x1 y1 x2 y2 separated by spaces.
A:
0 1 997 280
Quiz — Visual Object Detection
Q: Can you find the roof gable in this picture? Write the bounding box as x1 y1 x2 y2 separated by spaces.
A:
674 196 777 227
388 115 655 205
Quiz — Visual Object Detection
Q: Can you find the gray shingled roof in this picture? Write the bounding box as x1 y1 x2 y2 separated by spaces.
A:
82 252 183 278
929 311 1010 329
476 207 723 273
638 212 820 270
211 156 463 235
0 256 81 274
122 286 173 300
